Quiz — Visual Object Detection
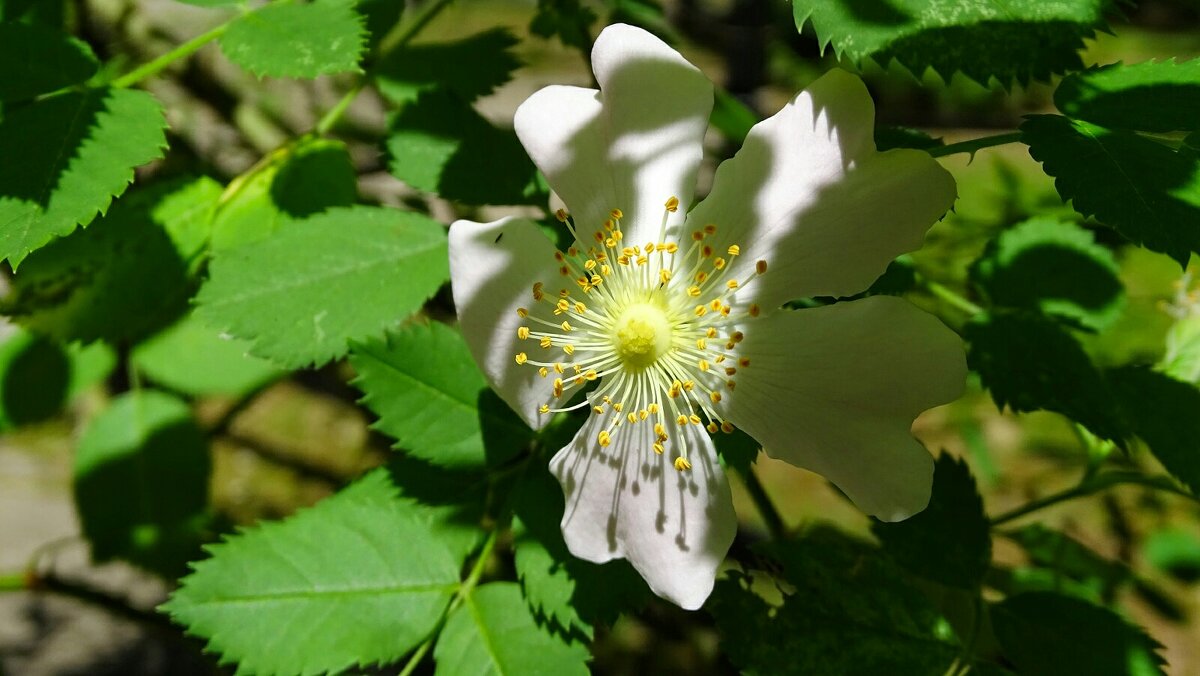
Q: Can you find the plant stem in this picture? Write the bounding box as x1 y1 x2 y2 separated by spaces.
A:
989 471 1197 526
739 466 786 540
111 21 230 89
927 131 1024 159
915 273 984 317
315 0 456 135
0 572 26 591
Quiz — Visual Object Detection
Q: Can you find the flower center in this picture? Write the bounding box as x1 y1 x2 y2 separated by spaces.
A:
613 302 672 369
511 198 768 471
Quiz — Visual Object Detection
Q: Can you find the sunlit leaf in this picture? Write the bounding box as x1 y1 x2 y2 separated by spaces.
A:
133 312 283 397
220 0 367 78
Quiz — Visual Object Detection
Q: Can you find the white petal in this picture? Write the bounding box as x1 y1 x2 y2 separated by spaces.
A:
549 409 736 610
685 69 956 307
514 23 712 246
449 217 559 430
723 296 966 521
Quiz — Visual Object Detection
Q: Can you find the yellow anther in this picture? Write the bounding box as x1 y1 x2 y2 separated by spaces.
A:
553 378 564 397
574 301 587 313
568 247 578 257
739 357 751 367
715 355 726 363
694 305 708 317
515 353 528 365
732 331 744 343
726 380 736 390
660 269 672 284
605 238 617 248
653 443 665 455
517 326 530 340
540 336 553 348
710 391 722 404
749 304 761 317
636 255 648 266
598 430 612 447
727 244 741 256
706 327 718 338
540 404 550 413
595 231 605 243
627 412 637 423
756 259 768 274
618 255 630 266
563 344 575 355
560 320 573 331
554 363 565 373
555 208 569 222
713 257 726 270
664 196 679 212
644 241 655 252
665 242 679 254
584 259 596 271
584 369 598 380
677 415 688 426
539 367 549 378
689 414 702 425
683 381 695 391
556 299 570 314
654 423 666 437
725 367 737 376
726 341 736 350
613 230 624 241
558 288 570 298
594 406 605 415
622 246 636 257
721 422 735 434
698 360 710 372
696 338 707 350
517 307 529 318
721 304 731 316
674 457 692 471
574 375 585 385
696 271 709 283
603 219 614 231
600 265 612 276
648 403 659 414
555 251 565 262
611 208 624 220
707 422 719 433
687 286 702 297
727 280 739 289
702 245 714 258
710 299 722 311
704 224 717 235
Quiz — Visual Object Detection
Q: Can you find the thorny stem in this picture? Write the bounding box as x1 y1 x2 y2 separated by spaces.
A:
739 466 786 540
989 471 1198 527
926 131 1024 159
398 528 500 676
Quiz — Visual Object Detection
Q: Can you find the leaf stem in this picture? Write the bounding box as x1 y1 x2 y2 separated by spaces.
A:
927 131 1024 159
739 466 786 540
914 272 983 317
0 571 27 591
111 21 231 89
989 471 1197 526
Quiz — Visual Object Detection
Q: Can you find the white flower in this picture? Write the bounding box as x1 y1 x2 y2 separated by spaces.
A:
449 24 965 609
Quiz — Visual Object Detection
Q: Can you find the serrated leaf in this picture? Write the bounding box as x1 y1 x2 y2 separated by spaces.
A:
386 90 545 206
356 0 404 49
710 527 960 675
991 592 1166 676
713 426 760 475
220 0 367 78
350 322 532 469
0 88 168 268
1056 59 1200 133
0 23 98 102
433 582 590 676
873 454 991 590
374 28 521 104
1107 366 1200 493
132 312 283 397
970 217 1123 331
165 469 460 676
211 137 357 251
1143 527 1200 582
383 456 487 565
793 0 1109 87
0 328 70 430
3 177 218 344
1161 314 1200 385
529 0 598 51
1004 524 1130 593
1022 114 1200 266
196 206 448 369
966 310 1126 441
511 465 649 637
75 390 209 577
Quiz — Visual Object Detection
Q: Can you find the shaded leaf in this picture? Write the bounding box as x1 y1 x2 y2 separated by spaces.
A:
75 390 209 576
0 22 98 102
1056 58 1200 133
875 126 944 152
196 206 448 369
386 90 545 205
1022 114 1200 266
0 88 168 268
874 454 991 590
966 310 1126 442
0 328 70 429
1143 527 1200 583
375 28 521 104
793 0 1109 87
350 322 533 469
383 455 487 565
132 312 283 397
1107 366 1200 493
433 582 591 676
970 217 1123 330
220 0 367 78
529 0 597 51
992 592 1166 676
164 469 460 676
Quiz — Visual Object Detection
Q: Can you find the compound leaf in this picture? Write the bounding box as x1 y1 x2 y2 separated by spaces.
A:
1107 366 1200 494
1056 58 1200 133
220 0 367 78
375 28 521 104
133 311 283 397
0 22 98 102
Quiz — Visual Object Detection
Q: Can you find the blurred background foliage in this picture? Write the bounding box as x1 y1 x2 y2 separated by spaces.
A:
2 0 1200 674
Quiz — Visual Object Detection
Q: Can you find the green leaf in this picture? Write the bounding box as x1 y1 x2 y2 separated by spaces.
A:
164 469 460 675
710 88 758 145
1107 367 1200 493
1143 527 1200 583
1056 59 1200 133
793 0 1109 87
65 339 117 399
0 23 98 102
873 454 991 590
713 426 760 475
211 137 358 251
1162 314 1200 385
132 312 283 397
991 592 1166 676
75 390 210 576
966 310 1126 441
350 322 532 469
177 0 242 6
374 28 521 105
710 527 960 675
383 456 487 565
1022 114 1200 266
386 90 545 206
433 582 591 676
1004 524 1131 593
3 177 219 344
0 328 70 429
196 206 448 368
0 88 168 268
356 0 404 49
529 0 597 51
970 217 1123 331
220 0 367 78
511 465 649 637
